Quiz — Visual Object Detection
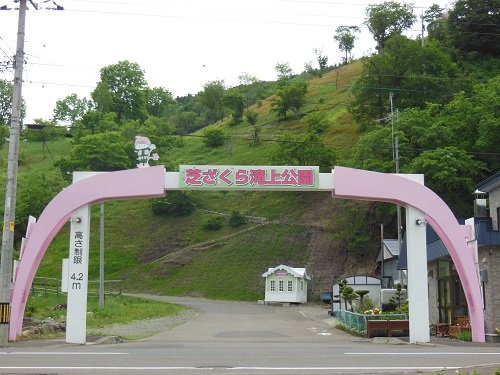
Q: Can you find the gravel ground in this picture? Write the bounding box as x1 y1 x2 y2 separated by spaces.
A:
88 307 197 339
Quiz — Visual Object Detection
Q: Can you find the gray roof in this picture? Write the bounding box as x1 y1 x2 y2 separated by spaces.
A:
376 239 400 262
476 171 500 193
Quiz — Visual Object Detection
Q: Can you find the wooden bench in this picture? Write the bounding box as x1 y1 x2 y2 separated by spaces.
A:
366 319 409 338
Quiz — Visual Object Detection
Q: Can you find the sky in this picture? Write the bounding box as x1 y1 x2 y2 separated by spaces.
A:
0 0 449 123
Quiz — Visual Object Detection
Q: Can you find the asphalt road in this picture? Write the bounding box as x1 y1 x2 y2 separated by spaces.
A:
1 295 499 375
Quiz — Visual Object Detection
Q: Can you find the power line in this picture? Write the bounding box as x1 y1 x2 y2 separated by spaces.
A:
179 133 500 158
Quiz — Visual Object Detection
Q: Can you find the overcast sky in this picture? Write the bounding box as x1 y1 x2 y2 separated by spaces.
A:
0 0 448 123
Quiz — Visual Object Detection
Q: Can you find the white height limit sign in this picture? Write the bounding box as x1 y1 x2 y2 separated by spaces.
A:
66 205 91 344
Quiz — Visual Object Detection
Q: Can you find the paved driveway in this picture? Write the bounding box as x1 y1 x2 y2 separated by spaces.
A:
2 295 499 374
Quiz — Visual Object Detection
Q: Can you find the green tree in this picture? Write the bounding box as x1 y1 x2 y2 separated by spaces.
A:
0 125 8 149
203 215 224 230
365 1 416 50
424 4 451 48
271 82 308 120
313 48 329 77
56 131 133 173
222 89 245 125
275 62 293 80
245 109 260 145
229 210 247 228
473 76 500 171
350 35 460 126
409 147 486 216
0 79 13 126
341 286 359 311
0 78 25 126
72 111 120 139
22 119 64 144
91 60 149 122
203 127 225 148
152 191 195 216
350 126 404 172
306 112 330 134
245 109 258 126
333 26 361 64
15 169 67 242
332 200 372 256
52 93 92 128
145 87 174 117
199 80 226 123
272 132 336 172
275 62 293 88
169 111 202 135
388 283 405 311
448 0 500 58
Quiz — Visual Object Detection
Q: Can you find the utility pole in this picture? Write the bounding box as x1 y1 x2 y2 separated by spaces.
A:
0 0 28 347
390 93 402 272
421 11 425 48
99 203 105 309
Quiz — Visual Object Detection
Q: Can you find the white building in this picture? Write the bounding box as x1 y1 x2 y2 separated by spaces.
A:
262 265 310 303
331 275 382 314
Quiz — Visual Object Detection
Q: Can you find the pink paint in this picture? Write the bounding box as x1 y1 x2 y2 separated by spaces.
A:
9 165 485 343
333 166 485 342
9 167 165 341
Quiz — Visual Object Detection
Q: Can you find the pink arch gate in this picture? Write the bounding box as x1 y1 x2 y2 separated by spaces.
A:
8 166 485 342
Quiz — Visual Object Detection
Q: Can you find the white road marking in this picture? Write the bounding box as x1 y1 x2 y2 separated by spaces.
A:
0 366 461 371
346 352 500 355
0 351 128 355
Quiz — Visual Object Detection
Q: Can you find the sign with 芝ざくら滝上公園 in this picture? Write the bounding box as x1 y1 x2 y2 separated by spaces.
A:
179 165 319 190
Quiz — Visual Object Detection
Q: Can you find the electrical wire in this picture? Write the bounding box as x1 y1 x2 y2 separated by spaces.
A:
179 133 500 158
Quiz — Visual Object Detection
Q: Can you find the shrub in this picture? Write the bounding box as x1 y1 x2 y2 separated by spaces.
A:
306 112 329 134
151 192 195 216
203 128 225 148
229 210 247 228
203 215 224 230
454 329 472 341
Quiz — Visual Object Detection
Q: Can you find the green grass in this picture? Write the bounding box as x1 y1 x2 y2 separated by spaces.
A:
25 292 186 337
4 60 366 304
139 224 311 300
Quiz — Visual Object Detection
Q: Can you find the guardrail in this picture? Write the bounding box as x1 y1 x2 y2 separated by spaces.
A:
31 277 123 296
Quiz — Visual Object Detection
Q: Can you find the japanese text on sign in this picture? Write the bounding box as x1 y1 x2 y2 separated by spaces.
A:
71 231 85 290
73 231 84 265
180 165 319 190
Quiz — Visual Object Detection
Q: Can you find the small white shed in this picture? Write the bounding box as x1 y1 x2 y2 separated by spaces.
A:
262 264 310 303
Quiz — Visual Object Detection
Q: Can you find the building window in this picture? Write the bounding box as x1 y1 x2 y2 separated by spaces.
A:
287 280 293 292
270 280 275 292
279 280 284 292
301 281 304 291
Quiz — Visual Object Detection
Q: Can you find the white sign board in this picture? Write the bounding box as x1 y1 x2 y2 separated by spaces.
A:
65 205 90 344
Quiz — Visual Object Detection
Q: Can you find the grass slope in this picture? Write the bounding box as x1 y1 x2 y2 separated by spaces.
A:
3 61 374 302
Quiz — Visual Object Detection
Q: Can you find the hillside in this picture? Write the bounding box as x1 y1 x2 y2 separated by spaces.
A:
3 61 385 301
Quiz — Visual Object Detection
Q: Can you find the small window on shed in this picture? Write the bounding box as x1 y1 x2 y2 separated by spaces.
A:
301 281 304 291
270 280 275 292
279 280 284 292
287 280 293 292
